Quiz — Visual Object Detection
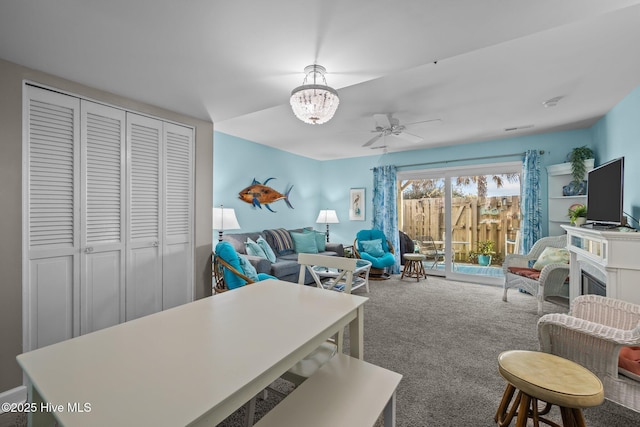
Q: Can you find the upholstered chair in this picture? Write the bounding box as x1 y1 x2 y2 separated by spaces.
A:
353 229 395 280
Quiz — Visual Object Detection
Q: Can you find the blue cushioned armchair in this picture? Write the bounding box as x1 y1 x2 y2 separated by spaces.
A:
213 241 275 293
353 229 395 280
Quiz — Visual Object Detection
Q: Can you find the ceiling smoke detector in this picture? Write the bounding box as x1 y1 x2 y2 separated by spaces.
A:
543 96 564 108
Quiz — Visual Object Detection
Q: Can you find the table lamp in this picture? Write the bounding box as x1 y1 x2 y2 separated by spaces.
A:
316 209 339 243
212 205 241 242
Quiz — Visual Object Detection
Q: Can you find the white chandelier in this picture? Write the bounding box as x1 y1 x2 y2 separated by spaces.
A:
290 64 340 125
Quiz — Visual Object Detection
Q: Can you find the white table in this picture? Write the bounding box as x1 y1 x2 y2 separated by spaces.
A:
312 259 372 293
16 280 368 427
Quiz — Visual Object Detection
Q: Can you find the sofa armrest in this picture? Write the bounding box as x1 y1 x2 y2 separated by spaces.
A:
244 255 272 274
325 242 344 257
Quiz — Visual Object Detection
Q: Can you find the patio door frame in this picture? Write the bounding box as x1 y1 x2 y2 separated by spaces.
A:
398 161 521 286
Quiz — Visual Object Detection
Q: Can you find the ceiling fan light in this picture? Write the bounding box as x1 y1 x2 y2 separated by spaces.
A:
290 65 340 125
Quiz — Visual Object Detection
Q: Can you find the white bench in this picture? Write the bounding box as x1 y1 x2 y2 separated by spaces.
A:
255 353 403 427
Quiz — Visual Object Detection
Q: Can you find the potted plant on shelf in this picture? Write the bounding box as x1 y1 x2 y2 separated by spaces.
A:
568 204 588 226
476 240 494 266
569 146 595 183
562 146 594 196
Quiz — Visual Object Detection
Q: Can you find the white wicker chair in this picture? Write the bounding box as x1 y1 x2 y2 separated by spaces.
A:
538 295 640 412
502 235 570 315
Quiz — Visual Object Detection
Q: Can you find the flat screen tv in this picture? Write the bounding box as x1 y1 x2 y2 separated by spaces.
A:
586 157 624 226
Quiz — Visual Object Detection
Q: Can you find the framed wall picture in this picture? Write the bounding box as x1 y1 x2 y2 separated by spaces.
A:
349 188 365 221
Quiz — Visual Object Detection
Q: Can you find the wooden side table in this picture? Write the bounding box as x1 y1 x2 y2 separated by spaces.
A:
401 253 427 281
495 350 604 427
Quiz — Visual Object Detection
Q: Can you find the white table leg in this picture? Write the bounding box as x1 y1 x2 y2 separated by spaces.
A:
383 391 397 427
349 305 364 359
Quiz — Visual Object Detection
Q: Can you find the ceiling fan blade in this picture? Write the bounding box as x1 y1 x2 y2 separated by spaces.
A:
393 132 423 143
362 133 383 147
405 118 442 127
373 113 391 129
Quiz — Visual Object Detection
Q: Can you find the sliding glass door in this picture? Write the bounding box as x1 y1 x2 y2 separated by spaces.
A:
399 162 521 285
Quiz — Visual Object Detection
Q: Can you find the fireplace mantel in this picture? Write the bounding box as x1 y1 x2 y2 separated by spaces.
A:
562 225 640 305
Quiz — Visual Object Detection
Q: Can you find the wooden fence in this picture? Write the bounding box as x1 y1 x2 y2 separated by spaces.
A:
400 196 521 262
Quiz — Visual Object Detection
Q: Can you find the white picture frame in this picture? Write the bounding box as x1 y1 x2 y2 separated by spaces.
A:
349 188 365 221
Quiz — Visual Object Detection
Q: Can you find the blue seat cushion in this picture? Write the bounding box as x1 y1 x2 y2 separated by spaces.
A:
215 241 247 289
359 251 395 269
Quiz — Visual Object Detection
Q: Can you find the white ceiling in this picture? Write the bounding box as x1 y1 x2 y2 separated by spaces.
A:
2 0 640 160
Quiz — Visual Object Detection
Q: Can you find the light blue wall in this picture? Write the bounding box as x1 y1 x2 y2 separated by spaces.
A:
591 86 640 225
213 132 323 237
214 84 640 244
319 130 592 243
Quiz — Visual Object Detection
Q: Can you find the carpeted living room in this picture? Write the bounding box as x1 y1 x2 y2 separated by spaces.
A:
213 275 640 426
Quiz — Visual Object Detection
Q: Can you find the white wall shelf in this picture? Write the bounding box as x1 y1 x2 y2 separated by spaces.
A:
547 160 594 236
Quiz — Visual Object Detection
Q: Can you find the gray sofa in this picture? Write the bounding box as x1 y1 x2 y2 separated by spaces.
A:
222 227 344 284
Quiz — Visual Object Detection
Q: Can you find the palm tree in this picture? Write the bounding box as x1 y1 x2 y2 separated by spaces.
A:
402 173 519 199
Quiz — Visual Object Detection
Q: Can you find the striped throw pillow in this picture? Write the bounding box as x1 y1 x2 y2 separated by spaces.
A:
264 228 295 255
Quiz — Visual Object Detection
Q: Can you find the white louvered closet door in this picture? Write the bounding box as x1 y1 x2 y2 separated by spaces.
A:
80 101 126 334
25 85 195 350
126 113 163 320
24 86 81 349
162 123 194 309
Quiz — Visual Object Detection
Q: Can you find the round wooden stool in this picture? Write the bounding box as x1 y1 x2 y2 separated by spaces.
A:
495 350 604 427
401 253 427 281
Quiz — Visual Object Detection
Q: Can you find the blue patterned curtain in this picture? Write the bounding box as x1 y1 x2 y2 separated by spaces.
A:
521 150 542 253
372 165 400 274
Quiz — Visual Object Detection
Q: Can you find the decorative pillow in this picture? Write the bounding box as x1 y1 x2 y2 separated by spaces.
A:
619 346 640 381
245 237 267 259
264 228 295 255
238 255 259 282
215 241 246 290
256 236 277 263
532 247 570 270
290 231 319 254
361 239 385 257
304 229 326 252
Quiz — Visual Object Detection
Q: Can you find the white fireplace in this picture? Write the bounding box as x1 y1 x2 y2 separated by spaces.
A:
562 225 640 305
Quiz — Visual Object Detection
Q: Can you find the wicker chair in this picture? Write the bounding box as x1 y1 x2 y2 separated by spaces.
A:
212 252 256 294
353 229 395 280
538 295 640 412
502 235 570 315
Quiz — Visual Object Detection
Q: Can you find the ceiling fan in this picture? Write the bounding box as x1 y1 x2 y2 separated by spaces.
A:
362 113 441 148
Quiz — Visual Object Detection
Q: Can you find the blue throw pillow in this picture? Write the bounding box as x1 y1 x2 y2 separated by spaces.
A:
245 237 267 259
215 241 246 289
361 239 384 257
256 236 277 263
290 231 319 254
303 229 326 252
238 255 259 281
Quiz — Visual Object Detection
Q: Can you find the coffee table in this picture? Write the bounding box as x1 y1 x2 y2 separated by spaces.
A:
312 259 372 293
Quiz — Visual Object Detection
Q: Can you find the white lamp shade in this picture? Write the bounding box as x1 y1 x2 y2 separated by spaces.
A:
212 207 241 231
316 209 339 224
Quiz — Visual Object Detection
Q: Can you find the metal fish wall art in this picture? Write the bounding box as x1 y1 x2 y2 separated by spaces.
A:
238 178 294 212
